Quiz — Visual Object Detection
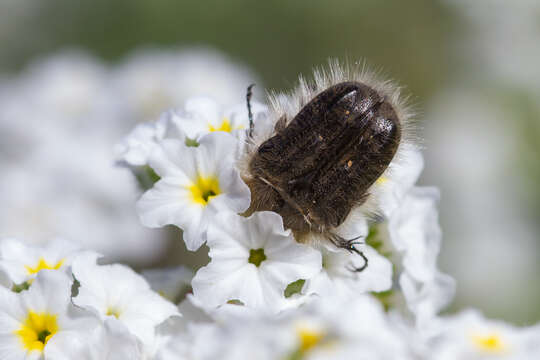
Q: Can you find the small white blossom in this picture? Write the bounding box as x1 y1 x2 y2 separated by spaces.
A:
179 294 421 360
428 309 540 360
191 211 322 313
173 96 267 141
115 99 268 170
389 187 456 328
71 252 180 348
0 270 99 360
0 237 79 287
137 132 251 251
114 110 184 167
291 295 419 359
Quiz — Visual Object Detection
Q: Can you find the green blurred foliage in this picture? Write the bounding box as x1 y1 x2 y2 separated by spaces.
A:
1 0 456 102
501 89 540 219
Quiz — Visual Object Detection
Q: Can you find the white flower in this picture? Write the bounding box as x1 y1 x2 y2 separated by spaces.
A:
191 211 322 313
114 110 184 167
0 237 79 287
137 132 251 251
292 295 417 359
0 270 99 360
388 187 456 328
176 294 425 360
71 252 180 348
115 98 268 170
0 51 170 265
304 242 393 298
428 309 540 360
173 96 267 141
184 294 421 360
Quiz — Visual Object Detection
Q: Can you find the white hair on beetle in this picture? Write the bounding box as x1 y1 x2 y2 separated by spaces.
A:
239 59 420 245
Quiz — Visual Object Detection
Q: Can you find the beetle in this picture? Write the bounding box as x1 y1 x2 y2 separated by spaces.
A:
240 61 415 271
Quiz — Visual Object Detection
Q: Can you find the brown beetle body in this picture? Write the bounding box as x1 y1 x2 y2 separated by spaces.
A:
241 61 414 266
248 81 400 237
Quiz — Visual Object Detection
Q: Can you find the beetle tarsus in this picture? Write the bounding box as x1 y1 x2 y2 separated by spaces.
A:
328 233 368 272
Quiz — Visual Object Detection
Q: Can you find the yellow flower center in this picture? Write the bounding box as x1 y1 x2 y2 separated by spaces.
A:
472 333 506 353
25 258 65 275
298 327 325 353
106 307 121 319
14 311 59 352
189 175 221 205
208 118 232 133
376 176 388 185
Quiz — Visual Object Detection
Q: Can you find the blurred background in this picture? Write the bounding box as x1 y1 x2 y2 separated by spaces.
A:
0 0 539 324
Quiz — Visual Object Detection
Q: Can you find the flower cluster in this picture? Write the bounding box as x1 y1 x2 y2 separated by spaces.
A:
119 97 446 316
0 48 258 264
1 72 539 358
116 97 540 358
0 239 182 359
1 237 538 359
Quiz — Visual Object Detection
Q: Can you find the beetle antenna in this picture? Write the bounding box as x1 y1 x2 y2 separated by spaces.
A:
246 84 255 138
